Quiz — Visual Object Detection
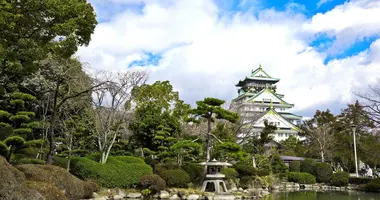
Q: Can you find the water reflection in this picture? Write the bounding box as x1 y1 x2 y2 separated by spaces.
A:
264 191 380 200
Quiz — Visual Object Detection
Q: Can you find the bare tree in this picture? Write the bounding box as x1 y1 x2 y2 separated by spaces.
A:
229 103 263 144
299 110 336 162
92 71 148 164
355 79 380 126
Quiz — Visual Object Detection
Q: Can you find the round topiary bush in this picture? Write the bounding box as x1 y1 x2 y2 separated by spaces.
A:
289 161 301 172
183 163 204 184
330 172 349 187
159 169 190 188
222 168 238 180
140 174 166 194
300 158 316 175
234 161 256 177
70 156 153 188
314 162 333 183
287 172 316 184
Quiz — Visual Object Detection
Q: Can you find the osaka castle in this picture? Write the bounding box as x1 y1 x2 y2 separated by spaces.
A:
230 65 302 142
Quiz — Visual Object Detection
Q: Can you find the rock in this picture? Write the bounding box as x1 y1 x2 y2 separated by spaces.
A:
235 196 242 200
271 185 280 190
94 197 108 200
177 190 186 197
294 183 300 188
114 194 124 200
243 190 248 194
160 190 170 199
213 194 235 200
238 188 244 192
187 194 200 200
116 188 127 198
127 192 142 198
260 191 270 196
154 194 160 198
231 183 238 192
285 184 293 188
170 194 181 200
182 195 187 200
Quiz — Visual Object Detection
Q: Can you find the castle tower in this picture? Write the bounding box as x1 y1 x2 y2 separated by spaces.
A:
231 65 302 142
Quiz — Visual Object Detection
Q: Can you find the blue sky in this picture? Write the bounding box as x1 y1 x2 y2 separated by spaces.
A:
81 0 380 117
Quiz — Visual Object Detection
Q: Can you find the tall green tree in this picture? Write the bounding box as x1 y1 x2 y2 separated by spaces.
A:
129 81 190 154
188 97 239 161
299 110 336 162
0 0 97 89
332 101 375 171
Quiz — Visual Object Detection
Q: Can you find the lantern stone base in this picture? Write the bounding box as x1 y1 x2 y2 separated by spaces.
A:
201 180 228 194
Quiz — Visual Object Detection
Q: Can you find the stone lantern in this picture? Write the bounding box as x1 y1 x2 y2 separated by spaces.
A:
199 159 232 194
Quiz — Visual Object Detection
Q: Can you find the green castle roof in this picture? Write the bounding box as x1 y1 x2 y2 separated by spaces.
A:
236 65 280 87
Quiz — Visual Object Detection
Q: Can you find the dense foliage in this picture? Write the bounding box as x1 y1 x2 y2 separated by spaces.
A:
287 172 316 184
70 156 152 188
330 172 349 187
314 163 333 183
159 169 190 188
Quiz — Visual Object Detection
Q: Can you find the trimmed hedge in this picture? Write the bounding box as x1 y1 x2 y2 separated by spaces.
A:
349 177 372 185
159 169 190 188
300 158 316 175
140 174 166 194
330 172 349 187
362 178 380 192
287 172 316 184
70 156 152 188
314 163 333 183
289 161 301 172
222 168 238 179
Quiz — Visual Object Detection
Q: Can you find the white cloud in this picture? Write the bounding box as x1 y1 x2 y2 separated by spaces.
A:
78 0 380 116
303 0 380 54
317 0 332 8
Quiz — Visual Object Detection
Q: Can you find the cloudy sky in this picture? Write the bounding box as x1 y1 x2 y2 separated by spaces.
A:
77 0 380 117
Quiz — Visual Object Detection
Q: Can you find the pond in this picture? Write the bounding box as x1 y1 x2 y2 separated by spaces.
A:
264 191 380 200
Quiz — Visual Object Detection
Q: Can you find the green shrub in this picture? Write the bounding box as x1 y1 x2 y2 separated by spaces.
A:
314 163 333 183
234 161 256 177
271 154 287 175
4 136 25 146
183 163 204 184
0 122 13 140
330 172 349 187
222 168 238 179
257 169 270 176
70 156 152 188
239 176 254 189
300 158 316 175
155 162 180 174
140 174 166 194
0 141 9 157
159 169 190 188
349 177 372 185
289 161 301 172
363 178 380 192
287 172 316 184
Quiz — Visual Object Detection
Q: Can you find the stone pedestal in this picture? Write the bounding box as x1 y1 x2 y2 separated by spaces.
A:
201 180 228 194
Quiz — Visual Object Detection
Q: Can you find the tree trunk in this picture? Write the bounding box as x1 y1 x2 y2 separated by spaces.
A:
321 150 325 162
46 82 60 165
67 134 73 171
206 117 212 162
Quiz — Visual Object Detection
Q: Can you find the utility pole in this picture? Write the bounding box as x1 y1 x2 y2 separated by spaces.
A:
351 124 359 177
